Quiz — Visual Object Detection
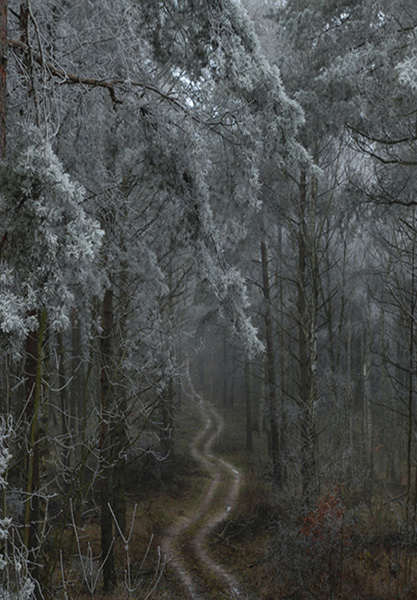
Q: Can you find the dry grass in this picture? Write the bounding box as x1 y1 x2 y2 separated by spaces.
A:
51 394 417 600
52 398 208 600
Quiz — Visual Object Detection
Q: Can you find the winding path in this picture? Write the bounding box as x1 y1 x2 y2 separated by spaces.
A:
161 375 246 600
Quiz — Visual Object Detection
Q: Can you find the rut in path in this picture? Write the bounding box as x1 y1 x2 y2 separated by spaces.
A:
161 379 246 600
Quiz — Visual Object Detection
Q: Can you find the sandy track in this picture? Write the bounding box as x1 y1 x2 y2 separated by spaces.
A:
161 379 246 600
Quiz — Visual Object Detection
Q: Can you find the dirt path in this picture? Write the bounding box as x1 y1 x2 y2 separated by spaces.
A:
161 376 246 600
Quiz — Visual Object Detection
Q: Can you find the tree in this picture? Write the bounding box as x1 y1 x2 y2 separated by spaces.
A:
1 0 310 595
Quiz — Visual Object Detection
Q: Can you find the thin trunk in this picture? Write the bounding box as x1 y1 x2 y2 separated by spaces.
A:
100 288 116 591
277 225 288 486
362 292 373 511
230 369 235 409
407 232 416 522
245 360 253 453
160 258 176 463
0 0 7 159
71 311 84 444
111 263 128 536
222 333 228 407
298 170 318 508
162 377 175 459
253 361 261 434
261 239 281 489
112 410 127 535
57 332 71 467
346 323 353 481
24 309 47 583
0 354 10 413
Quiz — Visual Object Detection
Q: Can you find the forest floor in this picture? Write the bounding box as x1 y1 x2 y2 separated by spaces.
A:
159 381 251 600
71 381 417 600
149 389 417 600
71 385 263 600
122 377 275 600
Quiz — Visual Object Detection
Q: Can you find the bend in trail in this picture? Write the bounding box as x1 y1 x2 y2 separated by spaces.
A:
162 371 247 600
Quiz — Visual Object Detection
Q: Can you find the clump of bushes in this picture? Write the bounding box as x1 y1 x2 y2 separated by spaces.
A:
270 485 353 599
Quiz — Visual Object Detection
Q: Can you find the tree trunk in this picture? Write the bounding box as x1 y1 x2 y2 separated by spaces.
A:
297 170 318 508
222 333 228 407
276 224 288 486
161 376 175 461
407 234 416 522
161 260 177 460
112 415 127 536
99 288 116 591
24 309 47 587
57 332 71 468
71 311 85 447
111 283 127 536
230 368 235 409
362 291 374 509
261 239 281 489
0 0 6 158
245 359 253 453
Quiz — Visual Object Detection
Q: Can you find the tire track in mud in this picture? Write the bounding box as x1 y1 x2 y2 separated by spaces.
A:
161 378 245 600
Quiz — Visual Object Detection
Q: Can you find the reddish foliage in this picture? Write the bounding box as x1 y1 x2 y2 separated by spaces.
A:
299 484 352 548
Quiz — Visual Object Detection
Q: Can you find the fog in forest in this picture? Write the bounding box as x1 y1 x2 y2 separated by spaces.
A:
1 1 417 599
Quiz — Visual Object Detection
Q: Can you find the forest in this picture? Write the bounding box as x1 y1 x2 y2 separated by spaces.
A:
1 0 417 599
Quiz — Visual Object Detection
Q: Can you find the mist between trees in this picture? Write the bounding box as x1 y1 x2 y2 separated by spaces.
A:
1 0 417 598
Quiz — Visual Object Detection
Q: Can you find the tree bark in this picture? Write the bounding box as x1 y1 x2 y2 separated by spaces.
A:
407 232 416 522
0 0 6 158
222 333 228 407
297 170 319 508
57 332 71 468
276 224 288 486
261 239 281 489
99 288 117 591
161 376 175 461
71 311 84 443
24 309 47 588
245 359 253 453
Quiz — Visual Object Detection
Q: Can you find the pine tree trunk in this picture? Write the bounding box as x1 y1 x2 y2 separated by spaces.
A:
300 402 317 504
362 291 373 506
407 234 416 522
230 368 235 409
160 259 176 464
222 333 228 407
261 239 281 489
0 0 6 159
162 377 175 460
111 279 127 536
71 311 85 452
112 423 127 536
57 332 71 467
297 171 318 508
277 225 288 486
0 354 10 413
100 288 116 591
0 1 7 424
24 309 47 587
245 360 253 453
